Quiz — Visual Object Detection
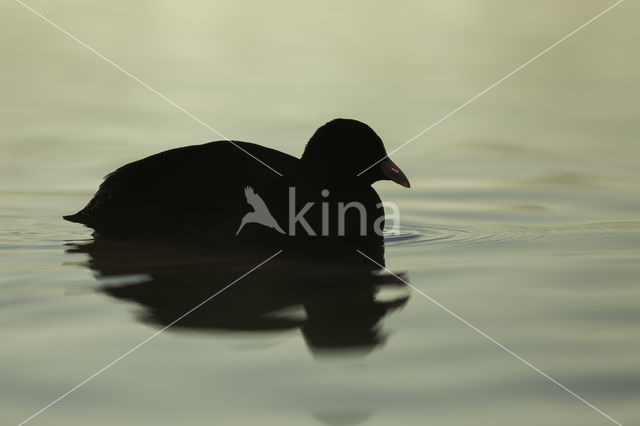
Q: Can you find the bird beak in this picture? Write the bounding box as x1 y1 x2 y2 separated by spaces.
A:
380 158 410 188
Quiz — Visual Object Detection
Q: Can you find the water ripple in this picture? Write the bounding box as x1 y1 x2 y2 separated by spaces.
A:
385 221 640 248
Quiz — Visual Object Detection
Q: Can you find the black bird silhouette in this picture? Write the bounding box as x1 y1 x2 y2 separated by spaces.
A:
64 118 410 243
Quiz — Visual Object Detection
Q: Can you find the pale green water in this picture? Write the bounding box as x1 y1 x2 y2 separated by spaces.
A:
2 1 639 425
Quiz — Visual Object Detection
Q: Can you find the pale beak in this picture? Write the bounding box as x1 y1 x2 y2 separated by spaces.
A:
380 159 410 188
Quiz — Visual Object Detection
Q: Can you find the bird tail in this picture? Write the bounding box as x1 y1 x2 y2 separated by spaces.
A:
63 211 89 224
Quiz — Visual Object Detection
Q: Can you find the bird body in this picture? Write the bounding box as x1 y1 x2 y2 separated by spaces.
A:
64 119 410 245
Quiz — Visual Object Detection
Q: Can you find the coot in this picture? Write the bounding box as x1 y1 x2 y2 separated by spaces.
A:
64 118 410 242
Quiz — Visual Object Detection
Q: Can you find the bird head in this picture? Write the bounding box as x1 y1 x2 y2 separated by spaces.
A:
301 118 410 188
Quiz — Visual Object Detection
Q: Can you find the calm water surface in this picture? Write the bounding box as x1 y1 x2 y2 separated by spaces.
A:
2 1 639 425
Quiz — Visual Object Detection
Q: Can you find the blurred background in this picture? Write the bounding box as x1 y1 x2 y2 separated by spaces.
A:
1 1 638 425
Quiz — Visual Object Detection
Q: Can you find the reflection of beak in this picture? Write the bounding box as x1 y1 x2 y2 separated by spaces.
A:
380 159 411 188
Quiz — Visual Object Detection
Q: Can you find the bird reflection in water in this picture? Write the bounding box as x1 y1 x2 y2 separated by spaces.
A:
67 238 410 356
